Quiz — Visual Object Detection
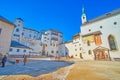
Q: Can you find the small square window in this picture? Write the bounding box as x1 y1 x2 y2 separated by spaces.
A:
89 29 91 32
17 49 20 52
9 48 13 52
114 22 117 25
100 26 102 28
16 28 19 32
23 50 26 52
18 24 20 26
19 20 21 23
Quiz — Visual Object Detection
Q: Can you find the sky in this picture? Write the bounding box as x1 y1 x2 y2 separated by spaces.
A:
0 0 120 41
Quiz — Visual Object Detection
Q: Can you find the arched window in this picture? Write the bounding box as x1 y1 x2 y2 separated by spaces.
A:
108 35 117 50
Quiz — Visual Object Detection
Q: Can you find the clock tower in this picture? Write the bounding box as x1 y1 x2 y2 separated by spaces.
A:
81 7 87 24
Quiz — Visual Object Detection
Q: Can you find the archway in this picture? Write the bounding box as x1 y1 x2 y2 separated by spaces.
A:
93 46 110 61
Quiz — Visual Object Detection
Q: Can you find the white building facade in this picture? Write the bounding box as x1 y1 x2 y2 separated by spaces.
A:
60 8 120 61
40 29 63 57
0 16 15 55
80 8 120 60
10 18 42 56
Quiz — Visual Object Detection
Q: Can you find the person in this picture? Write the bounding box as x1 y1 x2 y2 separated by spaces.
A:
23 54 27 65
2 55 7 67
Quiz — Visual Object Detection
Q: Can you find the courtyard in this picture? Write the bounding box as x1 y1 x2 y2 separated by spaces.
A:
0 59 120 80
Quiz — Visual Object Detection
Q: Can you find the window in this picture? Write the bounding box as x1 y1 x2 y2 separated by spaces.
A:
94 34 102 46
34 35 36 38
108 35 117 50
100 26 102 28
89 29 91 32
17 49 20 52
16 28 19 32
53 44 55 47
114 22 117 25
0 29 2 34
87 40 90 46
9 48 13 52
83 16 85 19
29 34 31 37
44 37 46 39
18 20 21 23
88 50 92 55
14 34 20 37
50 43 52 46
75 49 77 51
18 24 20 26
51 50 54 53
23 50 26 52
40 43 42 46
22 32 24 36
80 47 82 50
56 44 58 47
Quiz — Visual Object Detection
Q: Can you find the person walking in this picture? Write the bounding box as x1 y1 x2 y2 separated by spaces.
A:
23 54 27 65
2 55 7 67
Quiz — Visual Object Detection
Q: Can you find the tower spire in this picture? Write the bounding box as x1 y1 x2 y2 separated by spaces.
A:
81 6 87 24
82 6 85 14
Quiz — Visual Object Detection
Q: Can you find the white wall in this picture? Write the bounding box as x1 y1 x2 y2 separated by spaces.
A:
81 12 120 60
9 47 31 55
0 21 14 55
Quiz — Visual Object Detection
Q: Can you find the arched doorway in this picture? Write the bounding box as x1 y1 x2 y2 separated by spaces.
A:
93 46 110 61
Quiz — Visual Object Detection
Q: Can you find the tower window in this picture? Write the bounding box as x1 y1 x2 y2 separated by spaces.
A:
18 20 21 23
83 16 85 19
18 24 20 26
